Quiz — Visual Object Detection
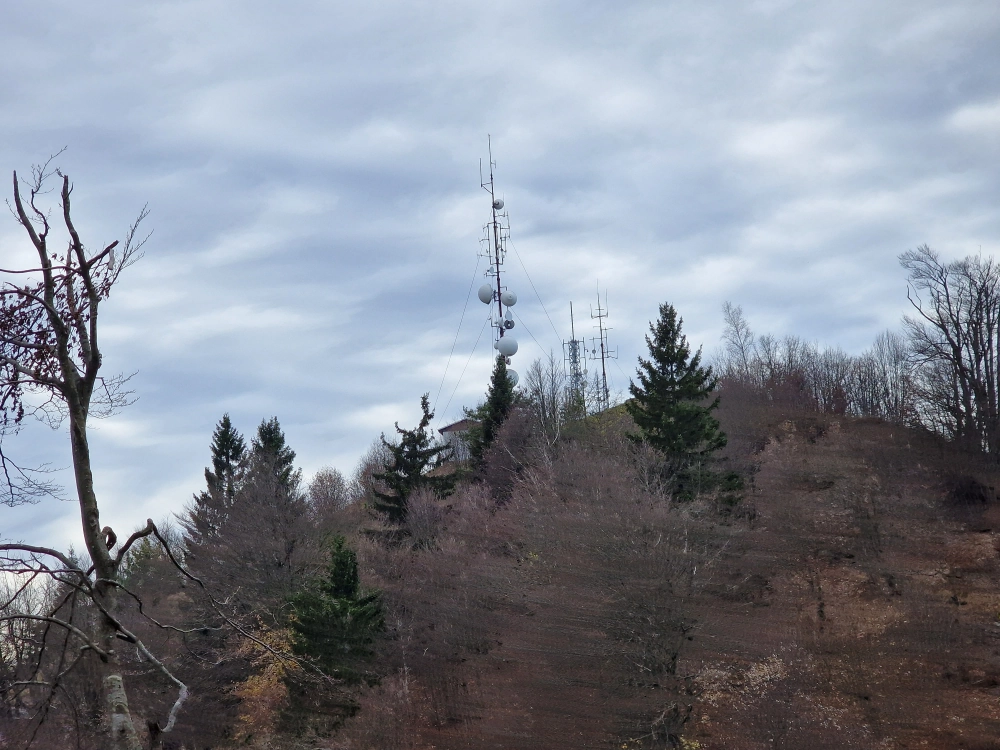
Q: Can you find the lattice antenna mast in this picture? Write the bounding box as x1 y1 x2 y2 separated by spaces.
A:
589 287 617 412
563 301 587 410
475 136 520 384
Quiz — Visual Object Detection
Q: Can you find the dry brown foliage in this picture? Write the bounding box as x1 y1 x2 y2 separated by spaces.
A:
323 413 737 749
14 392 998 748
327 394 1000 749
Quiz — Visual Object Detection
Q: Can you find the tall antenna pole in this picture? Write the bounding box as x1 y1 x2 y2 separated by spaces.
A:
487 138 505 335
564 302 586 415
476 137 520 382
588 286 616 412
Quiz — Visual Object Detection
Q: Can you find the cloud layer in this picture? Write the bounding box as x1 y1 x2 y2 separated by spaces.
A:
1 0 999 549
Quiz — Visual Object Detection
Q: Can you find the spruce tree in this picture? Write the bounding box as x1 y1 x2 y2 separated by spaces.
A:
372 394 454 523
251 416 299 489
183 414 247 545
287 536 384 679
626 303 726 461
466 354 517 464
206 413 247 500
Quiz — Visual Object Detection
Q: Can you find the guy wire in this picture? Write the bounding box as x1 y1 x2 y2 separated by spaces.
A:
438 314 491 427
509 238 562 348
433 256 481 415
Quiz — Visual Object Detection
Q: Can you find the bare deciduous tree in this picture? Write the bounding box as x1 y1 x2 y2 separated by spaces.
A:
850 330 914 423
309 465 351 515
720 301 755 382
901 245 1000 455
351 437 394 504
522 351 567 444
806 345 852 415
718 301 917 423
0 160 185 749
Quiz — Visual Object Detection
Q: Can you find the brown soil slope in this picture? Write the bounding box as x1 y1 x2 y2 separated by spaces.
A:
685 416 1000 749
338 412 1000 750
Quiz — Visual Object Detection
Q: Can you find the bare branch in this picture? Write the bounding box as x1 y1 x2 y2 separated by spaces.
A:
146 521 336 679
0 614 109 660
0 543 83 575
88 371 137 419
0 445 64 504
98 577 223 636
11 172 46 254
114 518 155 566
116 623 189 733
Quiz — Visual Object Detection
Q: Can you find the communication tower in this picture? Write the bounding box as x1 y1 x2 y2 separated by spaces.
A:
589 288 617 412
475 138 520 385
563 302 587 414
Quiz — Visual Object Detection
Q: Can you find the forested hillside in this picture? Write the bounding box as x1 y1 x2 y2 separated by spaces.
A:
10 389 998 748
4 236 1000 749
326 394 1000 749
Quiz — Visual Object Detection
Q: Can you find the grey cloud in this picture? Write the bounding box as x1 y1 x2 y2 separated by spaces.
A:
1 0 999 549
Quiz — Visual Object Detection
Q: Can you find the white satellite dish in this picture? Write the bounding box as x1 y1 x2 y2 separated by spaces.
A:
478 284 494 304
497 336 518 357
501 290 517 307
493 198 504 210
508 369 519 386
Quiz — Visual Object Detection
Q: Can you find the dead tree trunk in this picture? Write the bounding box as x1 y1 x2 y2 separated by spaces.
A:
0 159 148 749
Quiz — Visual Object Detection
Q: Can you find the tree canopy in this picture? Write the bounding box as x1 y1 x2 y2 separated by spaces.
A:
465 354 518 464
287 536 384 680
252 416 299 489
372 393 454 522
626 302 726 459
207 413 246 501
183 414 247 546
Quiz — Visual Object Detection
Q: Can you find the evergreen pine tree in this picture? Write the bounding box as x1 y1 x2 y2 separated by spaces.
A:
371 394 454 523
187 417 309 609
626 303 726 462
206 413 247 500
183 414 248 545
251 416 299 489
466 354 517 464
287 536 384 680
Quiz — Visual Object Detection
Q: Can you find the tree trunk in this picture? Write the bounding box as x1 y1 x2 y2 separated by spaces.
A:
101 612 143 750
70 403 144 750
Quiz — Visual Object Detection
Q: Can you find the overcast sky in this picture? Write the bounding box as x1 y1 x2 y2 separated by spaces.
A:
2 0 999 551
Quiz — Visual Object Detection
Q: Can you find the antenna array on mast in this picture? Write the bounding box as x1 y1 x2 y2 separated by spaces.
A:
476 137 520 385
563 302 587 415
589 287 617 412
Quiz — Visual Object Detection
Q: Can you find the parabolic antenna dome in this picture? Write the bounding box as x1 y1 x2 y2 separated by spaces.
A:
493 198 504 210
478 284 494 304
501 290 517 307
497 336 518 357
508 369 518 386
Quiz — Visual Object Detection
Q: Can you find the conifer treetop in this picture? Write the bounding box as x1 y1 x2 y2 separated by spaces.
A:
252 416 298 489
372 393 454 523
626 302 726 458
466 354 518 464
207 413 246 500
